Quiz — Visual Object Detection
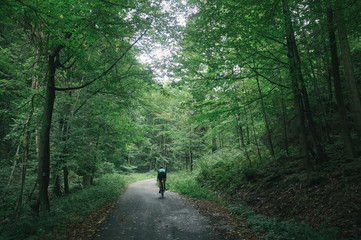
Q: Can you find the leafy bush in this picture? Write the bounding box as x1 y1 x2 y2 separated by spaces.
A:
167 172 218 201
195 148 244 169
197 158 246 195
99 161 116 174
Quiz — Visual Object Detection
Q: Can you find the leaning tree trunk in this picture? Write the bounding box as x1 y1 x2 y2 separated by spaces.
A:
326 6 355 157
282 0 312 168
37 45 63 212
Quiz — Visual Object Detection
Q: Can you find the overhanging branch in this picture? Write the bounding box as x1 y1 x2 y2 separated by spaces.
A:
55 27 149 91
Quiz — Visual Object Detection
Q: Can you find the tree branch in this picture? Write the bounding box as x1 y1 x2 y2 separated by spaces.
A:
55 27 150 91
245 62 289 89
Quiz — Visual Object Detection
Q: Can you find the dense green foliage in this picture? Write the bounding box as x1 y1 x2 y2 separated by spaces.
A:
1 0 361 238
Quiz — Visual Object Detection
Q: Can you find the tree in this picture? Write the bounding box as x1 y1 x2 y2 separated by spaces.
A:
325 2 355 157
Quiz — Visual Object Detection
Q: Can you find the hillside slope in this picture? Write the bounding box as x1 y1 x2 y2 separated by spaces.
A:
233 157 361 239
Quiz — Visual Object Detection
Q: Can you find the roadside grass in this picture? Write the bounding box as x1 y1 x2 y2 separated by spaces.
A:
230 204 337 240
168 171 337 240
167 171 218 202
0 172 154 240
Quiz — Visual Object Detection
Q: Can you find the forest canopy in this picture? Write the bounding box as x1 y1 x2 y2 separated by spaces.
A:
1 0 361 239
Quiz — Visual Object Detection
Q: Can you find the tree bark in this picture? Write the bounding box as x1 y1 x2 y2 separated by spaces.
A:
37 45 63 212
282 0 312 168
326 6 355 157
301 78 328 164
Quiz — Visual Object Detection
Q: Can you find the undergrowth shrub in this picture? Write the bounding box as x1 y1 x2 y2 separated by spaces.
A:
197 158 246 195
230 204 337 240
195 148 272 195
167 172 217 201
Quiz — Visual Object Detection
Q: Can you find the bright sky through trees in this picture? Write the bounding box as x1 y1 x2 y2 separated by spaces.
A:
137 0 190 84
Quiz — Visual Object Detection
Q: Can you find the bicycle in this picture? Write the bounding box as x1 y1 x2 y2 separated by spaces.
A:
159 178 165 197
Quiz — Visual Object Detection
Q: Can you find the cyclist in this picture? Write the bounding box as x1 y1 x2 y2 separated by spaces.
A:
157 166 167 193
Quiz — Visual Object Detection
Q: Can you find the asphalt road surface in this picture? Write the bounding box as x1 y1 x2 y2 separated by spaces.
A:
93 179 220 240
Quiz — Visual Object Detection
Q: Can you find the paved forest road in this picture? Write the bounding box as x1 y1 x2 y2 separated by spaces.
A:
93 179 220 240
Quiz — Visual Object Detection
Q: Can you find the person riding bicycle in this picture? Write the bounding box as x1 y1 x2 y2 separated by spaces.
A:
157 166 167 193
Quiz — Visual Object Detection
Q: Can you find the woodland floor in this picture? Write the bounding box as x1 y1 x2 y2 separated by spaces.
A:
233 156 361 240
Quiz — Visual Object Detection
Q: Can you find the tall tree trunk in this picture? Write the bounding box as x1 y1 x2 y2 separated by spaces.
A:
280 85 290 157
235 115 242 149
62 90 79 194
63 166 69 194
17 48 40 211
211 123 217 152
218 131 223 149
60 117 70 194
189 138 193 172
301 79 328 164
37 45 63 212
16 95 35 211
334 1 361 137
256 74 275 157
282 0 313 168
249 107 262 161
326 6 355 157
309 55 330 142
246 123 250 145
52 115 65 197
53 175 62 197
236 114 251 164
